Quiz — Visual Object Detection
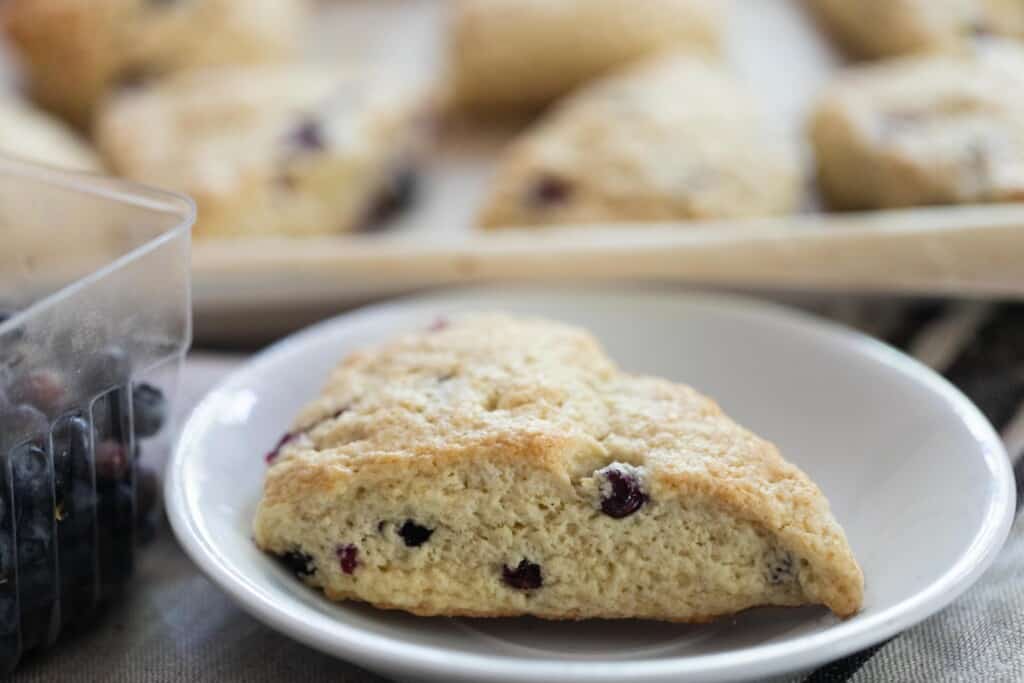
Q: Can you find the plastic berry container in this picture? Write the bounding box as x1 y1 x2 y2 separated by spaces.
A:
0 156 194 672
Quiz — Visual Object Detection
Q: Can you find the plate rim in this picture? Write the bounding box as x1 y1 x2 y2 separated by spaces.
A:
166 286 1016 682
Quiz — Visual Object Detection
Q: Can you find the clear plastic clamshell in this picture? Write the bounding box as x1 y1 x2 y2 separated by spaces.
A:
0 157 193 672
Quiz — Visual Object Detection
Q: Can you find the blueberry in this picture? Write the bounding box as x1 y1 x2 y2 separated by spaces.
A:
1 403 48 447
52 416 90 516
596 463 648 519
0 310 12 325
527 174 572 207
95 440 129 480
766 549 795 585
308 406 349 432
135 466 158 519
502 559 542 590
12 369 66 414
131 383 167 438
278 550 315 577
82 347 132 393
363 167 419 228
427 317 449 332
288 118 326 152
265 432 296 464
398 520 433 547
336 544 359 575
11 443 47 486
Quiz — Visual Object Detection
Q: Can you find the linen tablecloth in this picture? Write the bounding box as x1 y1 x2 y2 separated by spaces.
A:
11 299 1024 683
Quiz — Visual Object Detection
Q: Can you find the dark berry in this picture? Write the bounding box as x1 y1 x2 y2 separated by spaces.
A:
766 549 795 585
363 167 419 228
115 65 157 90
502 559 542 590
82 346 132 393
11 443 48 486
52 416 90 505
131 383 167 438
336 544 359 575
398 520 434 547
13 369 66 414
278 550 316 578
0 310 13 325
310 406 349 431
596 463 648 519
265 432 296 464
969 19 993 37
95 440 129 480
135 467 158 519
1 403 48 446
288 118 326 152
527 174 572 207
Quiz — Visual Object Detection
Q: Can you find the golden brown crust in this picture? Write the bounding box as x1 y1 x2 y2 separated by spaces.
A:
476 53 800 229
449 0 723 112
3 0 304 126
256 314 863 620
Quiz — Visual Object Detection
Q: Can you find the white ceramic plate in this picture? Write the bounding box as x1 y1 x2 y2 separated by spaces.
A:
166 287 1015 683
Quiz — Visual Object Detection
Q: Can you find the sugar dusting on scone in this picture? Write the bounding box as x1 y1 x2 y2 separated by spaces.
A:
1 0 305 126
253 315 863 621
477 53 801 229
811 41 1024 210
96 64 434 238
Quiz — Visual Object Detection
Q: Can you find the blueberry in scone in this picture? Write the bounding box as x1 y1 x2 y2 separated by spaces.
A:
0 99 101 171
449 0 723 112
478 53 801 229
810 41 1024 209
96 65 434 238
1 0 305 126
253 315 863 621
809 0 1024 59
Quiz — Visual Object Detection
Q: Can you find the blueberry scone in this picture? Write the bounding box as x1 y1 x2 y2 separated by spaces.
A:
478 54 800 229
810 44 1024 210
253 315 863 621
809 0 1024 59
449 0 723 112
0 98 101 172
96 65 433 238
1 0 305 126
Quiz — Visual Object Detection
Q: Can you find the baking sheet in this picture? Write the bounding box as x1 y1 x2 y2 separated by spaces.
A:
5 0 1024 337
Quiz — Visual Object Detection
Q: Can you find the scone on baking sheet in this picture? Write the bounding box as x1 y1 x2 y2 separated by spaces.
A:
477 53 800 230
253 315 863 622
810 43 1024 210
96 65 432 239
1 0 305 126
808 0 1024 59
0 98 101 172
449 0 723 112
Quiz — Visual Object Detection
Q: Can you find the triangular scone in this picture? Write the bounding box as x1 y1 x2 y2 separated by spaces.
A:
477 53 800 229
253 315 863 621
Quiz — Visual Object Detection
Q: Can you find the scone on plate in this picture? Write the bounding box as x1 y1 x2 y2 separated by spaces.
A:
808 0 1024 59
478 53 801 229
1 0 305 126
253 315 864 622
96 65 433 239
0 98 101 172
449 0 723 112
810 43 1024 210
